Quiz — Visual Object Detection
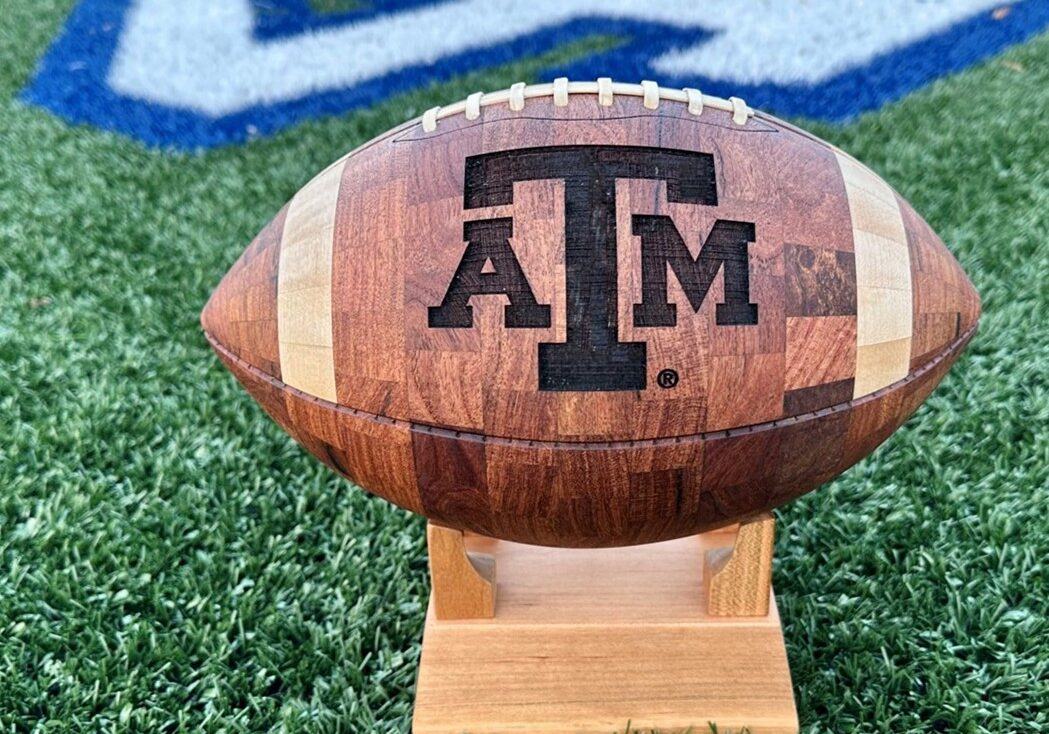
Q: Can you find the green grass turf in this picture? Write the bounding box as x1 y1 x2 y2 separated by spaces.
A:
0 3 1046 732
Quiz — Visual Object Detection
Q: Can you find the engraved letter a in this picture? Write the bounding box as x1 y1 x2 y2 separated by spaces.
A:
428 218 551 329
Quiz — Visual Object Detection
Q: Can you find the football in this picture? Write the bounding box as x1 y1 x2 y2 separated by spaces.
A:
202 79 979 548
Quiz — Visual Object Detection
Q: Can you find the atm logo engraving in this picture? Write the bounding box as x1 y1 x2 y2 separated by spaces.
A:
428 145 758 391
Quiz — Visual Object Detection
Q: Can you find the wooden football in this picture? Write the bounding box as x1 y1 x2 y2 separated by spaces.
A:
202 79 979 548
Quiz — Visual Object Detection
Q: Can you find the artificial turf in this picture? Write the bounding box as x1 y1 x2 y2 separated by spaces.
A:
1 3 1046 732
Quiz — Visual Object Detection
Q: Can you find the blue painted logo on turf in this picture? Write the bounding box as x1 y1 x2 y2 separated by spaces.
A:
21 0 1049 150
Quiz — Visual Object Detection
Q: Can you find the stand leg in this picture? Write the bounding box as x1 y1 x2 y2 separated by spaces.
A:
426 523 495 620
705 513 775 617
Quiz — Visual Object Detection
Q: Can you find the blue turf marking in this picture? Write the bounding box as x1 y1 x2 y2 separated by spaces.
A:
251 0 445 40
20 0 1049 150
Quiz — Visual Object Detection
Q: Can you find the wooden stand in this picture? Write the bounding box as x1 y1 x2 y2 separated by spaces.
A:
413 516 798 734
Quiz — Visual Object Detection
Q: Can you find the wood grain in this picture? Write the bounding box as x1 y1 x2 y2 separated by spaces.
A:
706 513 775 617
203 89 980 547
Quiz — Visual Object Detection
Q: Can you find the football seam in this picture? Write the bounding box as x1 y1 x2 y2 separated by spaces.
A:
205 321 977 450
418 77 752 133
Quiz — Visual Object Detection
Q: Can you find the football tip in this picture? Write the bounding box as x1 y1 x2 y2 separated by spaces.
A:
897 195 982 371
201 206 286 379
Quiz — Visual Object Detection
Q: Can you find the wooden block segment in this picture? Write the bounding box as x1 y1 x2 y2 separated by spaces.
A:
857 285 912 344
855 337 913 397
784 315 856 390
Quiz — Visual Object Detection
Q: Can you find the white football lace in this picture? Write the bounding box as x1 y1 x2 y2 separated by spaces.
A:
420 77 752 133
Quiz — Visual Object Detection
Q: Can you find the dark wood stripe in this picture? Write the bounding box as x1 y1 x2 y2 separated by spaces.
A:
413 429 491 531
783 378 856 416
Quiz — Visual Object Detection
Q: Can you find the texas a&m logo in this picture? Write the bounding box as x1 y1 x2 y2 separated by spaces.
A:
428 145 758 392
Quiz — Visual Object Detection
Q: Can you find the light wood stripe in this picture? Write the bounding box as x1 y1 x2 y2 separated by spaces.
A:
855 338 912 397
834 151 913 398
277 160 345 401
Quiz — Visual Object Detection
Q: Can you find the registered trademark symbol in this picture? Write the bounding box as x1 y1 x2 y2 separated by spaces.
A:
657 369 679 389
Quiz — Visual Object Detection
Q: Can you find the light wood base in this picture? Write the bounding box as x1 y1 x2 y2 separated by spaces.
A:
412 522 798 734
